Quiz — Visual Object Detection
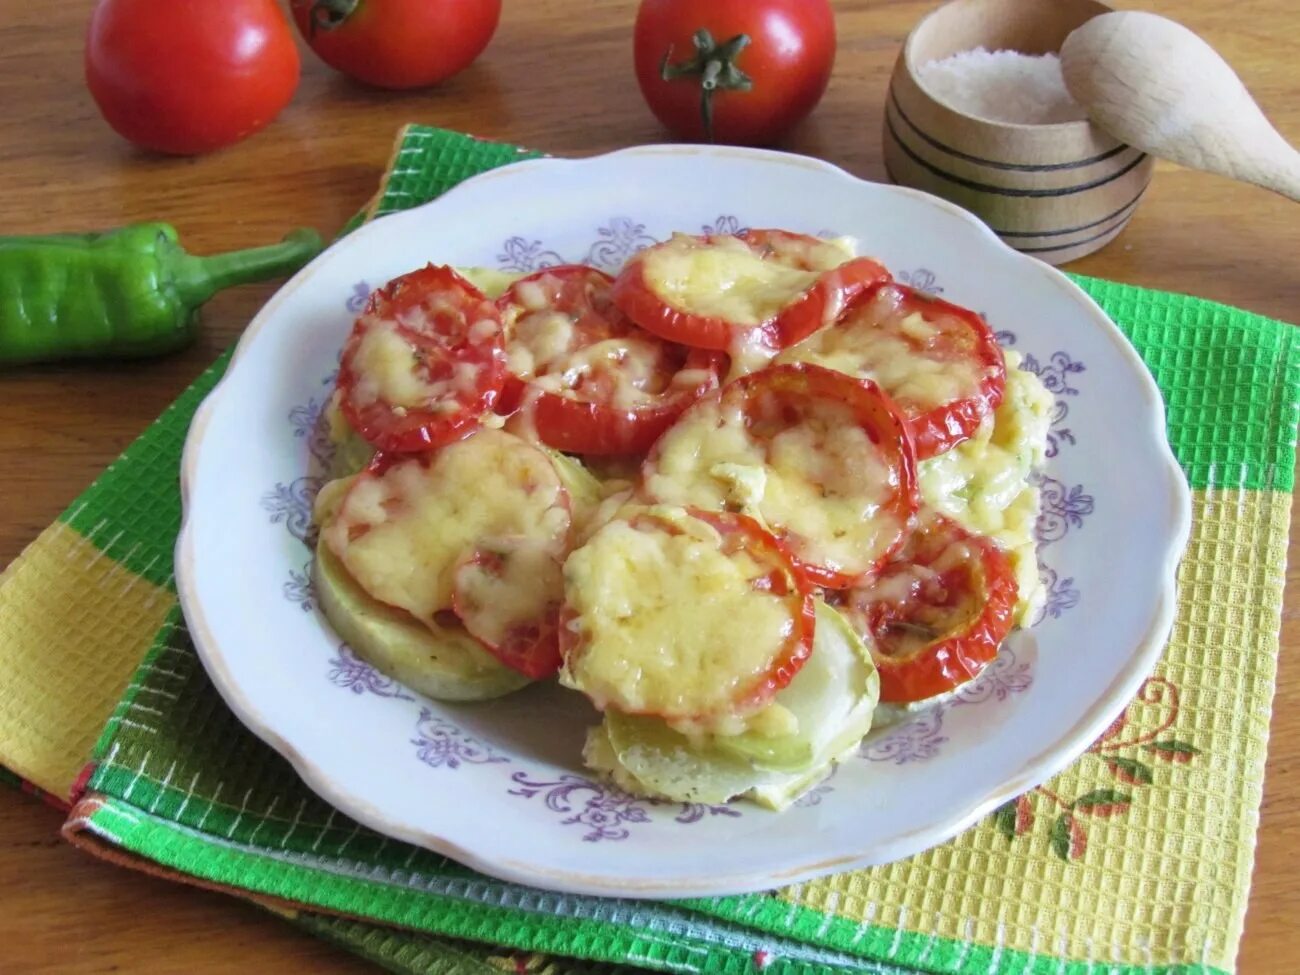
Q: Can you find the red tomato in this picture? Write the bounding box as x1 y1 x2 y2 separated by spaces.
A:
290 0 500 90
558 506 815 721
641 364 919 589
633 0 836 145
337 265 507 454
85 0 299 155
833 513 1019 704
781 283 1007 459
738 232 892 348
611 231 889 353
497 265 723 455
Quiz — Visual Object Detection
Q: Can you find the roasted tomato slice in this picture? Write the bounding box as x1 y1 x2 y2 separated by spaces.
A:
739 230 892 348
452 537 564 679
831 512 1018 704
641 363 919 589
496 265 722 455
610 231 890 355
559 505 815 726
337 265 507 454
322 429 571 629
779 283 1006 458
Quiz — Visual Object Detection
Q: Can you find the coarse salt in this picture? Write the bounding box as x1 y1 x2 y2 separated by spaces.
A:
918 48 1087 125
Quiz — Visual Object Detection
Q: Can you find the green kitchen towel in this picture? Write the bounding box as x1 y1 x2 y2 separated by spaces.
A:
0 126 1294 975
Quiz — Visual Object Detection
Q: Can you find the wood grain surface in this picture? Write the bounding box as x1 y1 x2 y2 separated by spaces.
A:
0 0 1294 971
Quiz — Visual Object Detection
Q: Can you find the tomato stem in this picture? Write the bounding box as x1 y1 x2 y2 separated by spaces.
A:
304 0 359 36
659 29 753 143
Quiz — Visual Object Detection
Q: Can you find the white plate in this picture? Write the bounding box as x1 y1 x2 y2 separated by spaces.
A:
177 146 1190 898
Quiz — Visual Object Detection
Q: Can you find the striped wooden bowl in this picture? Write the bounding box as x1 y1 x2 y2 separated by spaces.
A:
884 0 1153 265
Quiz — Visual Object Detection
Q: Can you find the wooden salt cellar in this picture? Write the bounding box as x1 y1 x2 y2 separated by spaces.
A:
884 0 1153 265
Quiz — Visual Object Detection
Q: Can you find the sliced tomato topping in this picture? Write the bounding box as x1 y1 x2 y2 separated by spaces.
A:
737 230 892 348
641 363 919 589
610 231 890 354
780 283 1005 458
831 512 1018 703
496 265 722 455
559 505 815 725
322 428 571 630
337 265 507 454
452 538 564 679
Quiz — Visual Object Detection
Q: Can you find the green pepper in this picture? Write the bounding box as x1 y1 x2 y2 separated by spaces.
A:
0 223 323 365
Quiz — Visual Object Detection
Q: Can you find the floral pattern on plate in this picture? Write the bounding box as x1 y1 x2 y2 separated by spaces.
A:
329 645 414 700
497 239 564 274
508 772 740 842
582 218 657 269
861 646 1034 765
413 709 507 768
283 562 315 613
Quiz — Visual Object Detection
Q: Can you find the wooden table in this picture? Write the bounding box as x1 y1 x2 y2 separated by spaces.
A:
0 0 1294 971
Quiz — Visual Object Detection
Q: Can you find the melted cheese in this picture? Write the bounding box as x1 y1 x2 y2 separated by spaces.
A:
456 267 522 300
454 537 563 646
312 475 355 527
348 320 446 408
779 287 984 411
726 327 782 381
508 310 576 376
917 352 1053 622
322 392 375 476
323 428 569 622
525 337 674 410
395 291 499 341
580 340 673 409
509 289 677 412
762 234 857 271
348 319 495 412
560 507 798 722
642 234 823 326
511 278 550 310
645 394 903 577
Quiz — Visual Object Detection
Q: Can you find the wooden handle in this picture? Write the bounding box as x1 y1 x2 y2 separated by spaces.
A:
1241 133 1300 202
1062 12 1300 203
